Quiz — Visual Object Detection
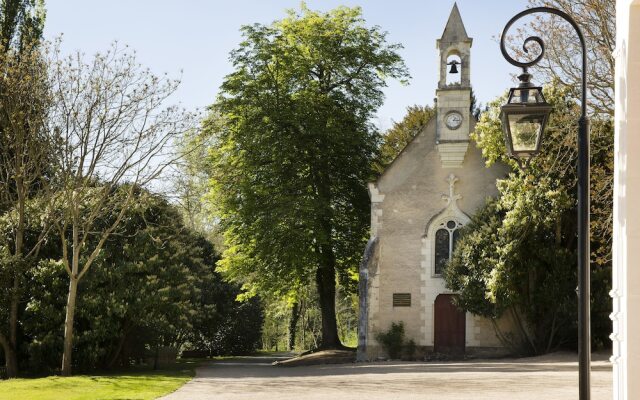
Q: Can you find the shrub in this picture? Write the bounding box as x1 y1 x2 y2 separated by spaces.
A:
375 322 405 359
404 339 417 361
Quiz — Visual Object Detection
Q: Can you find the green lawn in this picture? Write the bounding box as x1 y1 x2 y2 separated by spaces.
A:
0 361 198 400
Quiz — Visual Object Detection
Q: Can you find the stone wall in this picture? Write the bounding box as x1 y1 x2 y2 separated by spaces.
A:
365 118 514 360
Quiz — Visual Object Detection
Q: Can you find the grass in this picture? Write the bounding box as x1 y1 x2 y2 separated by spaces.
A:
0 360 199 400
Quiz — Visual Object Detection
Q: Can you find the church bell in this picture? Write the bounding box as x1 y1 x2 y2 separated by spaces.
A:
447 60 460 74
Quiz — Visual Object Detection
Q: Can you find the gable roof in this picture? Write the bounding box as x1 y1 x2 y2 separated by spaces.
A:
374 117 436 184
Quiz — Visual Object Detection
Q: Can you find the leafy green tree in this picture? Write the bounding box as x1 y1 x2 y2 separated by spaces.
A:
46 43 194 375
0 0 44 52
0 0 46 377
19 189 203 371
444 84 613 354
208 4 408 348
183 234 263 357
20 189 262 372
172 125 218 235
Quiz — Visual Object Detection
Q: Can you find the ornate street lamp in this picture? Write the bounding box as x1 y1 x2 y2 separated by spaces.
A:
499 70 552 166
500 8 591 400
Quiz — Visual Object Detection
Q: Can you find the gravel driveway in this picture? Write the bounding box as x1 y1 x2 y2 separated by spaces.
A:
159 352 612 400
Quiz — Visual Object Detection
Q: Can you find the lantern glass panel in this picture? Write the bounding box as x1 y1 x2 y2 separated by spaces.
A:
509 88 545 104
507 114 544 152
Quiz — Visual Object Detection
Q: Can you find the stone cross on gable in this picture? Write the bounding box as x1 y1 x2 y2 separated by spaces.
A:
442 174 462 206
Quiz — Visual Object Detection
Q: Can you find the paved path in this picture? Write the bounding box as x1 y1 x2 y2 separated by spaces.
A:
159 352 612 400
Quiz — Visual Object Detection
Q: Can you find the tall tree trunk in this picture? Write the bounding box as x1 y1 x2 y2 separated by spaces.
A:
311 150 343 350
288 302 300 350
61 276 78 376
315 244 341 349
4 179 26 378
0 333 18 378
5 273 20 378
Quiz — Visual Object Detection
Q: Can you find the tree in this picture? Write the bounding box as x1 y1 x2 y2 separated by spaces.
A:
46 43 194 375
208 4 408 349
501 0 615 269
170 117 223 248
444 84 613 353
0 0 46 377
0 0 44 53
375 105 434 173
509 0 614 116
18 188 262 373
78 190 208 369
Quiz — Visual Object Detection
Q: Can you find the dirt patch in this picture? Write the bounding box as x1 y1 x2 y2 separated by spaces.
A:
273 349 356 367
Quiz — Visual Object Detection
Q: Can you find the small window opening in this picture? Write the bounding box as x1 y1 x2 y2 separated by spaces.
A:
446 54 462 86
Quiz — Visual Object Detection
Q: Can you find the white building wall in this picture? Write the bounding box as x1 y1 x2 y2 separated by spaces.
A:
612 1 640 399
364 118 511 359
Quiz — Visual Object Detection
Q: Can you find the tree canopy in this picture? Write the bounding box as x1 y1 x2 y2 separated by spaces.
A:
14 189 262 373
0 0 46 377
444 84 613 354
509 0 614 116
207 4 408 348
0 0 44 52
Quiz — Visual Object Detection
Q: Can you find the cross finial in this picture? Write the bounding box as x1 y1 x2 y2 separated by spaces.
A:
442 174 462 206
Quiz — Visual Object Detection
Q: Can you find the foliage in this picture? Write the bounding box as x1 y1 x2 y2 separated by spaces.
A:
404 339 417 361
172 111 263 358
0 361 195 400
171 122 221 244
0 0 47 378
204 296 263 356
260 284 357 352
0 0 45 53
185 256 263 357
509 0 614 116
15 189 262 373
375 105 434 173
44 42 195 375
208 3 408 348
375 321 405 359
0 1 265 378
260 296 292 351
444 85 613 354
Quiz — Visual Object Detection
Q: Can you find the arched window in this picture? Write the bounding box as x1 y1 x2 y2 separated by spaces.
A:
434 219 463 275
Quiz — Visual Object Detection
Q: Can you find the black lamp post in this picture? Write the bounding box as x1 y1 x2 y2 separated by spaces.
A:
499 7 591 400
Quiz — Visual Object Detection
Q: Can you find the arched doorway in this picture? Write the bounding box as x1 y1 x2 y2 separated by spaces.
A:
434 294 465 354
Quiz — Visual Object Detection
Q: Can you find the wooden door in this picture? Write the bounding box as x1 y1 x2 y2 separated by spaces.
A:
434 294 465 354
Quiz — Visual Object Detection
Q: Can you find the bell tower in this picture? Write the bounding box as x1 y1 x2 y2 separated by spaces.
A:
436 3 472 168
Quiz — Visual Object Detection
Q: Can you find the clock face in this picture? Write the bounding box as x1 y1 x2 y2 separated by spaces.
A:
445 112 463 130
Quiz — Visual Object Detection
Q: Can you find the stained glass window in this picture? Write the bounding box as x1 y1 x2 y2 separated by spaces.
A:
434 228 450 275
434 219 462 275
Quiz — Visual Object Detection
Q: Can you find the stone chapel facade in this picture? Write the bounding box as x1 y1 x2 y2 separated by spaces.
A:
360 4 516 359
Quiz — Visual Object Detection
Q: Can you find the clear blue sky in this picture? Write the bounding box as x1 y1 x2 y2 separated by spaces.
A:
44 0 529 131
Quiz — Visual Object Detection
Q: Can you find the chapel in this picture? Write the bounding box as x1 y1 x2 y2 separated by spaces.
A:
359 3 516 360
